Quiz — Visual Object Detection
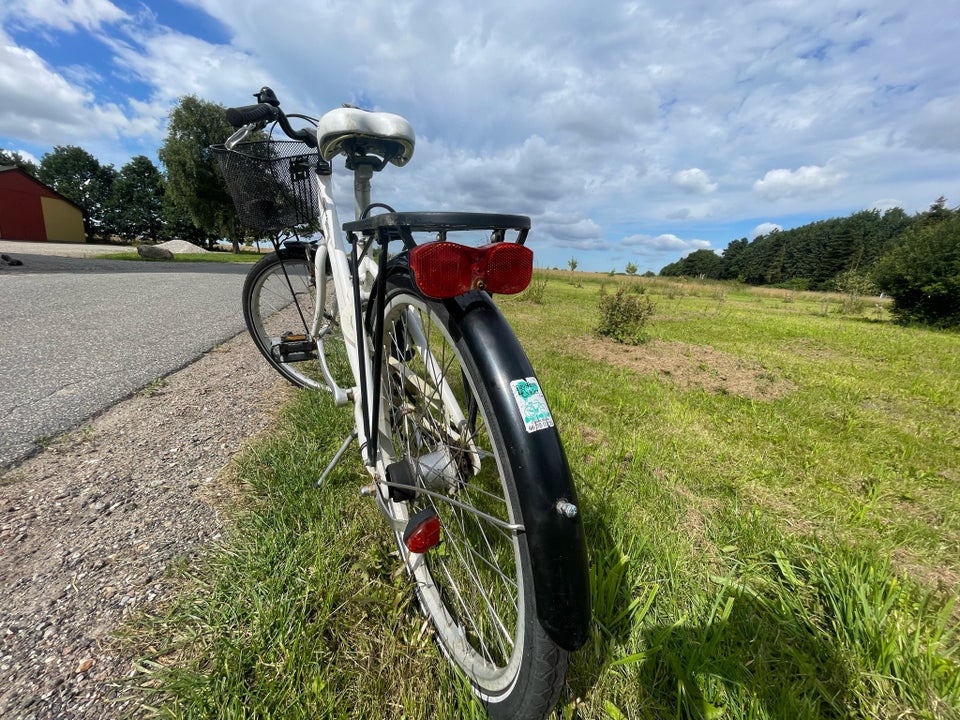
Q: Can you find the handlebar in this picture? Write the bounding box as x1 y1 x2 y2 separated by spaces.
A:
225 102 279 127
224 87 318 149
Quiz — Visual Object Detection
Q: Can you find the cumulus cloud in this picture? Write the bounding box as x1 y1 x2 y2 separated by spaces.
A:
751 222 782 238
753 164 846 200
671 167 718 194
0 35 95 135
2 0 128 32
621 233 711 256
0 0 958 272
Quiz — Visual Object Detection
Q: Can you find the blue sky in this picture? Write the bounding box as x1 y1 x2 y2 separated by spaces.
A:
1 0 958 272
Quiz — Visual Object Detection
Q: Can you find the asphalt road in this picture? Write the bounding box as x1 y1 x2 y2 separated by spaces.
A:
0 252 253 467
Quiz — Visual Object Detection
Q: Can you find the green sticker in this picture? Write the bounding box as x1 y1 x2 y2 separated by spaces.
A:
510 377 554 433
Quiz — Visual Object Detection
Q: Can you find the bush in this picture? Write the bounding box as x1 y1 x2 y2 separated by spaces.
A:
874 212 960 327
834 270 878 315
520 271 547 304
597 285 656 344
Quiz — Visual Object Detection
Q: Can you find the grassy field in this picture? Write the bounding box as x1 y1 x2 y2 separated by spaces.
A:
100 250 262 262
127 272 960 719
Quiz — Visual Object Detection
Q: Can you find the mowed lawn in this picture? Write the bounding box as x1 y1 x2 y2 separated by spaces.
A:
130 272 960 719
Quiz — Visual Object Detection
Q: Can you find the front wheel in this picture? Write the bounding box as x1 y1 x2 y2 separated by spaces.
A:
377 277 568 720
242 249 349 391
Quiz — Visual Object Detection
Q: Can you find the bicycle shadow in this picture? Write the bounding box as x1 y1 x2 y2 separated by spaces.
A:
639 590 858 719
562 495 647 706
564 523 857 719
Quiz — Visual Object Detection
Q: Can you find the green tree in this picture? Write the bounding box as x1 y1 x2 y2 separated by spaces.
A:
660 248 724 278
0 148 38 176
874 206 960 327
161 194 219 246
38 145 117 237
625 261 637 275
107 155 166 242
158 95 241 251
720 237 749 279
568 257 578 272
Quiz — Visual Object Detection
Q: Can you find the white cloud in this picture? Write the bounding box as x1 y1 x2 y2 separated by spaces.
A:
672 168 718 194
2 0 128 32
1 0 958 271
909 96 960 152
621 233 711 256
0 36 93 132
751 222 782 238
753 165 846 200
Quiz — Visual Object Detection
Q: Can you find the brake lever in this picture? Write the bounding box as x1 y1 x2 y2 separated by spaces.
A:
225 124 253 150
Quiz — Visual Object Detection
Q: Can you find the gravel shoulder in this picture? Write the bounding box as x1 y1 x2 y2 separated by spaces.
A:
0 329 287 719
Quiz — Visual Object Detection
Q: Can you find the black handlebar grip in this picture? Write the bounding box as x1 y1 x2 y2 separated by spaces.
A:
225 103 279 128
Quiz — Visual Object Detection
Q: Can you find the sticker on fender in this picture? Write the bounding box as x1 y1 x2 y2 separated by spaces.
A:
510 377 555 433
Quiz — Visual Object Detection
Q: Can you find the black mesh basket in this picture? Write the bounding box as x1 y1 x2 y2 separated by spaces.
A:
213 140 319 233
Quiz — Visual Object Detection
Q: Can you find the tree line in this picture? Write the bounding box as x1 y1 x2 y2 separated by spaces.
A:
659 199 960 327
1 96 254 251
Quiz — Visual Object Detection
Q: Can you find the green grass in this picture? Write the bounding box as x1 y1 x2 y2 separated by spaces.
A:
100 251 262 262
125 273 960 719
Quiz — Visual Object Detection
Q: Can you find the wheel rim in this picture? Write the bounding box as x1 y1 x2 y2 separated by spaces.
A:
380 295 526 693
248 257 349 391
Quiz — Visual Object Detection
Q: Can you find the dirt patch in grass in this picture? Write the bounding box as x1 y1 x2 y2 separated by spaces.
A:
584 339 795 401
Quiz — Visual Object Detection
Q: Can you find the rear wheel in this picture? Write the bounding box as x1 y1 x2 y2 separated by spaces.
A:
377 277 567 720
242 249 349 391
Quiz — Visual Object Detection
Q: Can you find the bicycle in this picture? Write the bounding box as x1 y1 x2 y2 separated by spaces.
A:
213 87 590 720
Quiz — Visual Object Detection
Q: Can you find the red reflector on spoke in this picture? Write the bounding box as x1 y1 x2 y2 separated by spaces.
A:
410 241 533 299
403 509 441 554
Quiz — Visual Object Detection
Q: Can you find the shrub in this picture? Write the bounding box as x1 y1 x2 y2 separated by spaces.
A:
520 271 547 304
597 285 656 344
834 270 878 315
874 212 960 327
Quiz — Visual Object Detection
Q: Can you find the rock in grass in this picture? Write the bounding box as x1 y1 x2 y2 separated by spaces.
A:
136 244 174 260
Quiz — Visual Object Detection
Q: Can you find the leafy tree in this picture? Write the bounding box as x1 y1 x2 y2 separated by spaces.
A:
688 209 915 289
0 148 38 176
660 248 724 278
38 145 117 237
161 193 220 246
107 155 166 242
720 237 749 279
873 206 960 327
159 95 241 251
625 261 637 275
568 257 578 272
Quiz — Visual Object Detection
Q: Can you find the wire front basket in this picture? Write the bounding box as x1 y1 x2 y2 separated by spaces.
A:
213 140 319 233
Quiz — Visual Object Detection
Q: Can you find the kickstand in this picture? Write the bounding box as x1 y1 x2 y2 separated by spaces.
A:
315 429 358 487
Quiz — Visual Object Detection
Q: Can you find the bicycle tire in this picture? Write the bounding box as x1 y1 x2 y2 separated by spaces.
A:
377 272 568 720
242 249 349 392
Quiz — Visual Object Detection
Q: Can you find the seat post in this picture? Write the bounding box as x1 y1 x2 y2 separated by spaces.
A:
353 162 375 221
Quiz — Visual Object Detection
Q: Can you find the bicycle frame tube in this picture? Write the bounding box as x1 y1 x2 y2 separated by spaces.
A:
314 172 378 468
307 242 350 407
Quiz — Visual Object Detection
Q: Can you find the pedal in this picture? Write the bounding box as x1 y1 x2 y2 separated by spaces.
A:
274 332 317 363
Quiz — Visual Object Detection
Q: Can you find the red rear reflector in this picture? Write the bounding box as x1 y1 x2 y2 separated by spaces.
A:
410 242 533 299
403 509 441 554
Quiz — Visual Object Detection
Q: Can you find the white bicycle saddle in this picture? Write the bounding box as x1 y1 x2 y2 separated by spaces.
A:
316 107 415 167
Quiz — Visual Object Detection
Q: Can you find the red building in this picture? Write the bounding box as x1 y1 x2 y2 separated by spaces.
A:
0 166 86 243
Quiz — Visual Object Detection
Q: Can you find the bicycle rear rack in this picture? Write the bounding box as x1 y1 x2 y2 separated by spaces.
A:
343 212 530 469
316 212 531 485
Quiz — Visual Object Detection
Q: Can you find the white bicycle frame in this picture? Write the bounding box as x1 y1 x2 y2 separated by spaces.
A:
225 123 474 491
310 171 380 470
